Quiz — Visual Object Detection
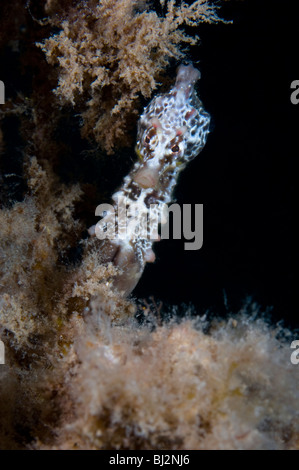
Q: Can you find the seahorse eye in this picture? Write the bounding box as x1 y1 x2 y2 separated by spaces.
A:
144 136 150 144
171 144 180 153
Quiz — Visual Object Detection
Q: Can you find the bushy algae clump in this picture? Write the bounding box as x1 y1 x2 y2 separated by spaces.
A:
39 0 220 153
39 307 299 450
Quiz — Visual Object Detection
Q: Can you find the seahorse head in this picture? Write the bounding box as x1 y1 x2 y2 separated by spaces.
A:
134 63 210 190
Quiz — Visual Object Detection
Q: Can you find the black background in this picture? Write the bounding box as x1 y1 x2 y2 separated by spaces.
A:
134 0 297 329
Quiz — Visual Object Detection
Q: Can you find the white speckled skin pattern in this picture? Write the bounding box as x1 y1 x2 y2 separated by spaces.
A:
92 64 210 295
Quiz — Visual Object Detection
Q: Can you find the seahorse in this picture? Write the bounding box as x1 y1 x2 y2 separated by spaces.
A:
89 63 210 296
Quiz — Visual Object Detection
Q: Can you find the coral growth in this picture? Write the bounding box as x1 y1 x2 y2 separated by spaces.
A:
39 0 220 152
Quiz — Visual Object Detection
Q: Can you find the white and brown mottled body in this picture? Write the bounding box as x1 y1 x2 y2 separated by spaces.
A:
91 63 210 295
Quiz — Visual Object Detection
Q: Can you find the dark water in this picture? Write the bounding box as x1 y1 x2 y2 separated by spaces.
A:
134 0 297 329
